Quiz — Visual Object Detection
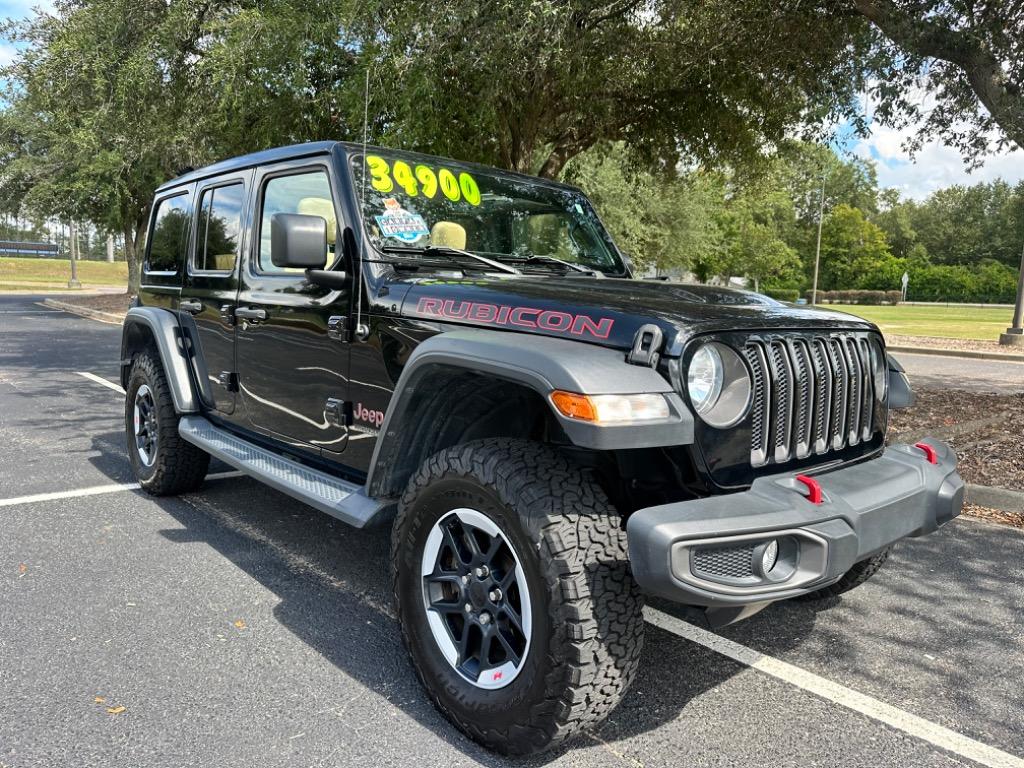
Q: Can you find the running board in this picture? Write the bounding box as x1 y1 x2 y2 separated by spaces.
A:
178 416 386 528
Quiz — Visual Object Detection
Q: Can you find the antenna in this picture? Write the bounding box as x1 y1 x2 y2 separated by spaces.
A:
353 67 370 342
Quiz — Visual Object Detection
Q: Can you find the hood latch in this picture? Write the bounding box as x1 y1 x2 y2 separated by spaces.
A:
627 324 664 368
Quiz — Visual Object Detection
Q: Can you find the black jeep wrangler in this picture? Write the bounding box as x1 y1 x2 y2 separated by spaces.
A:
121 141 963 754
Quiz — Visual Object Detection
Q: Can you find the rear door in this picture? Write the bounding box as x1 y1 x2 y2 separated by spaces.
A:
180 171 252 416
233 159 353 455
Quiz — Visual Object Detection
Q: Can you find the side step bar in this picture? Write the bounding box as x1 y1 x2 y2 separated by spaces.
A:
178 416 387 528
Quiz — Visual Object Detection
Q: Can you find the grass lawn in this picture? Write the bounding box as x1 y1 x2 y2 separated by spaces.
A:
0 256 128 287
836 303 1013 341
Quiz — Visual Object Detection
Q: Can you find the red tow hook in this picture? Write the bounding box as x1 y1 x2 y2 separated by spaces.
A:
795 474 823 505
914 442 938 465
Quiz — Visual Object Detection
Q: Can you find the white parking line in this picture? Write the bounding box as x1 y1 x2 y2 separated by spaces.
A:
645 607 1024 768
0 471 243 508
76 371 125 394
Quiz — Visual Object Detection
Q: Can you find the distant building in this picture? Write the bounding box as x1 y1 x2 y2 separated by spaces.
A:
0 240 59 258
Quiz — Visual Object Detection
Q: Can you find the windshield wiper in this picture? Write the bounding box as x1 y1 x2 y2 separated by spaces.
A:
521 255 600 276
380 245 521 275
500 253 600 276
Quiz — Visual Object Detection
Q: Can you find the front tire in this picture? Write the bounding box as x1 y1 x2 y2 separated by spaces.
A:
125 353 209 495
391 438 644 755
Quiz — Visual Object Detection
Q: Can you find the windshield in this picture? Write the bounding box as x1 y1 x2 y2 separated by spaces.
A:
349 150 625 274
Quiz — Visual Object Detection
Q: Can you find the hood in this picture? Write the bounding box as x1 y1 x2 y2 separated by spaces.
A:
395 274 876 355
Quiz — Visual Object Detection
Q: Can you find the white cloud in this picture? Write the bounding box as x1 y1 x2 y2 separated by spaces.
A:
850 124 1024 200
847 80 1024 200
0 42 18 66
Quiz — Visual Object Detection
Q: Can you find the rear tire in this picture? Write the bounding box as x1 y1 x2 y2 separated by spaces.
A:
125 353 209 496
798 547 891 601
391 438 644 755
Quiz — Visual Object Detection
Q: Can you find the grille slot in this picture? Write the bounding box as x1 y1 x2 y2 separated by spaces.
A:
692 544 756 581
746 333 878 468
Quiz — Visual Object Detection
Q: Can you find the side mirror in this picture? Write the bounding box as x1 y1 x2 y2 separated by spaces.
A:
305 225 357 290
270 212 328 269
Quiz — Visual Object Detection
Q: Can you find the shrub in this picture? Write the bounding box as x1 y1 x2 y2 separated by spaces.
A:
763 288 800 302
804 289 901 305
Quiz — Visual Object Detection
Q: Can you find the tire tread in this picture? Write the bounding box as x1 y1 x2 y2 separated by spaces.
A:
392 438 644 754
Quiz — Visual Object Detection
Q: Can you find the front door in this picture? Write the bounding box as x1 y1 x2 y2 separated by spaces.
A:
234 160 353 456
180 171 252 416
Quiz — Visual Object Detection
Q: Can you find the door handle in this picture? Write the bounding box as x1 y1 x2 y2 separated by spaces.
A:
179 299 202 314
235 307 268 321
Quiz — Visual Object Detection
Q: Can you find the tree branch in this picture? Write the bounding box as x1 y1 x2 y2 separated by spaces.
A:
852 0 1024 149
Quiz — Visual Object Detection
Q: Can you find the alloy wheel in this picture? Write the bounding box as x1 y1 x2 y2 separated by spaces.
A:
420 508 532 689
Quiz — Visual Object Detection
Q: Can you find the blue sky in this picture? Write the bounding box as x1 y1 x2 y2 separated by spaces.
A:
3 1 1023 201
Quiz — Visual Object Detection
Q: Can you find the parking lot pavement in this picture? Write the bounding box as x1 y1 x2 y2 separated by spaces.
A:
3 293 1023 768
892 351 1024 393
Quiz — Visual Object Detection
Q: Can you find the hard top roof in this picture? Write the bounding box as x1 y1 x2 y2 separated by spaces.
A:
155 141 581 194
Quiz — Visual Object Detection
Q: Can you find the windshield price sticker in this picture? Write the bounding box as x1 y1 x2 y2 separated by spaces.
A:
366 155 481 206
375 197 430 242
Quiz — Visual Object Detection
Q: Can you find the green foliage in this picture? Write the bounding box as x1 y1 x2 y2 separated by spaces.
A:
878 181 1024 268
817 204 898 290
763 288 800 302
563 146 724 275
369 1 875 177
810 289 902 305
905 261 1020 304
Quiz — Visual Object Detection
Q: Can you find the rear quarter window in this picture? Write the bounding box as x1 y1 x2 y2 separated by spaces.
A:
146 192 191 273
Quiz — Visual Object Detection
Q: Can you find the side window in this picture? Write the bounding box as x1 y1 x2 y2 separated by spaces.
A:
258 170 336 273
194 183 244 273
146 193 191 273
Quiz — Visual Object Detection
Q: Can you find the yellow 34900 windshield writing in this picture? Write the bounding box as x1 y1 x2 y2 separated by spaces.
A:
365 155 481 206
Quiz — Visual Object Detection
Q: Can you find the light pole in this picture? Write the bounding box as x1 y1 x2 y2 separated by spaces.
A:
810 173 825 305
67 219 81 289
999 238 1024 346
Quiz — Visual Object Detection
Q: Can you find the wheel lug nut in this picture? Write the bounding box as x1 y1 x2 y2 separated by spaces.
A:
488 588 502 602
464 603 472 613
474 565 489 578
461 575 469 585
479 611 491 625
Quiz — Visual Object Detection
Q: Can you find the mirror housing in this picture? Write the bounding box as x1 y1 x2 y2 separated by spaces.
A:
305 225 358 290
270 213 328 269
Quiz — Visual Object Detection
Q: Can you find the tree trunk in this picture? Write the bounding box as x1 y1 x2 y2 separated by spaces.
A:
537 143 577 180
123 224 140 295
106 234 115 263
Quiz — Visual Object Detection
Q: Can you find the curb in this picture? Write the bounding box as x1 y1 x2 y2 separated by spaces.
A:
888 344 1024 364
41 298 125 325
967 484 1024 514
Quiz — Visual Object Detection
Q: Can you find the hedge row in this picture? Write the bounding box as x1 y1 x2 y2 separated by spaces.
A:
805 290 902 305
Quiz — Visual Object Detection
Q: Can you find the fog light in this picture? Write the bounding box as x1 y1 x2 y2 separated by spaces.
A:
761 539 779 573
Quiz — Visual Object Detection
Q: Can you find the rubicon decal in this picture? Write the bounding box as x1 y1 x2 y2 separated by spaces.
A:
416 298 615 340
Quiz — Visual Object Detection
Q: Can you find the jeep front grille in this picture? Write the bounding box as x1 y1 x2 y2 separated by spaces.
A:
744 333 877 468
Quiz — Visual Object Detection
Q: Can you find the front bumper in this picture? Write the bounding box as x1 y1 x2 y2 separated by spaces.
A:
627 439 963 614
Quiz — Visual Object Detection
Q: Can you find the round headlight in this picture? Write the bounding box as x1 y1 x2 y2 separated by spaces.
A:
687 345 723 414
685 342 752 429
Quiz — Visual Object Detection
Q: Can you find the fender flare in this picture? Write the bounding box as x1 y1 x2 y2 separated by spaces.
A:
120 307 199 413
365 329 693 498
